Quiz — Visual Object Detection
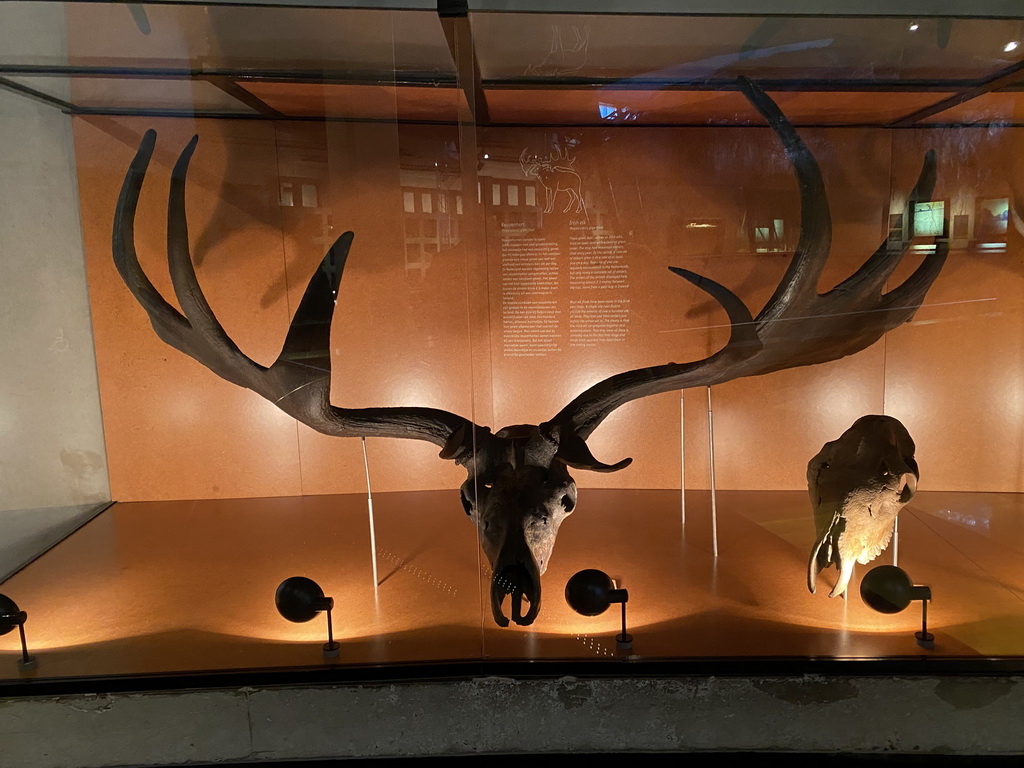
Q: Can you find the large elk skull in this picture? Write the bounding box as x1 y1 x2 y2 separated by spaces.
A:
807 415 919 599
112 78 948 627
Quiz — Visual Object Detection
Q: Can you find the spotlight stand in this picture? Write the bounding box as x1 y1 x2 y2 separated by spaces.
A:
322 601 340 657
565 569 633 652
912 584 934 649
0 600 35 670
859 565 934 650
613 589 632 651
275 576 340 658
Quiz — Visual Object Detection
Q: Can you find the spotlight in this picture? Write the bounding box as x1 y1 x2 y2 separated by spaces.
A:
565 569 632 650
908 22 920 31
275 577 340 657
1005 41 1019 53
860 565 934 648
0 594 35 670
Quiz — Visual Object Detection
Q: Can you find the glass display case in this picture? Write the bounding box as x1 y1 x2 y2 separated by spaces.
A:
2 0 1024 688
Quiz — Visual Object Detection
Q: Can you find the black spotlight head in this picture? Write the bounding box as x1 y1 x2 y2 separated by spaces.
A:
0 595 22 636
565 569 615 616
860 565 913 614
275 576 332 623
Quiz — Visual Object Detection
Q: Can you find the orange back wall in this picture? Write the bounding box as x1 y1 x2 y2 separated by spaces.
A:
74 116 1024 500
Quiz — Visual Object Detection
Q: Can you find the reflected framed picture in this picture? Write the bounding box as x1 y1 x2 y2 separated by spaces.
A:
887 212 904 243
913 200 946 237
975 197 1009 239
953 214 970 239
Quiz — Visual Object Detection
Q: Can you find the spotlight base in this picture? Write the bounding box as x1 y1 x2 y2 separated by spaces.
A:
616 633 633 651
915 631 935 650
322 641 341 658
16 656 36 671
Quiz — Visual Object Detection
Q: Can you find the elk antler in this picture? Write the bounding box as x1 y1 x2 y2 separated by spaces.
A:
549 76 949 443
113 130 478 454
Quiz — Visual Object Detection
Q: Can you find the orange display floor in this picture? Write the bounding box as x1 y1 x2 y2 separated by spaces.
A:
1 488 1022 682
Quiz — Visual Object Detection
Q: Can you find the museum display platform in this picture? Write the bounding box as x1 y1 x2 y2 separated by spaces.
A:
2 486 1021 684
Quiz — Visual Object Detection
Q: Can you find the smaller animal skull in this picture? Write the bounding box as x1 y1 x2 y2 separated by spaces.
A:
807 415 919 598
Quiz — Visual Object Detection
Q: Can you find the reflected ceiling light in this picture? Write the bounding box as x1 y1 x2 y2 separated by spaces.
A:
483 153 490 159
1005 41 1020 53
275 577 340 657
908 22 920 31
0 594 36 670
565 569 632 650
860 565 934 649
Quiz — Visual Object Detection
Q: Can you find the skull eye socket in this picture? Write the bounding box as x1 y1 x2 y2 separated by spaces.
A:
561 494 575 513
459 488 474 515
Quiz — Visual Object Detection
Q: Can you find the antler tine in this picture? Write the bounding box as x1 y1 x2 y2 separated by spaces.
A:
878 236 950 313
112 129 190 344
164 135 265 389
551 268 759 439
114 130 478 455
825 150 938 300
737 76 831 325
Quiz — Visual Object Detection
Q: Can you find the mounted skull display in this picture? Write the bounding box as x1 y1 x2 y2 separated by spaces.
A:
807 415 920 599
112 78 948 627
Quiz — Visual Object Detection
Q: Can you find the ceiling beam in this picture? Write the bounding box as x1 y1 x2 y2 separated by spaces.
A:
889 60 1024 127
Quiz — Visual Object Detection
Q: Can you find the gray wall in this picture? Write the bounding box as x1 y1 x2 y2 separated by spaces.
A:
0 4 110 579
2 675 1024 767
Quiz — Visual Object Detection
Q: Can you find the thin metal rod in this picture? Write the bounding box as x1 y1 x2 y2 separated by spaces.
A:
680 393 686 527
362 437 379 593
707 386 719 557
17 622 30 665
620 600 628 639
893 516 899 567
921 597 928 638
326 608 335 648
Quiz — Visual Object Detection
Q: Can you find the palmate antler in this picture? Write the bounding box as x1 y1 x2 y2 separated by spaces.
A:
113 78 949 627
113 131 475 451
550 77 949 442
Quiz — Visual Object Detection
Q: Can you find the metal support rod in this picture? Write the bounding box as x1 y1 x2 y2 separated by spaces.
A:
893 516 899 567
362 437 379 593
17 622 30 665
620 600 628 640
322 607 340 656
680 393 686 527
707 386 719 557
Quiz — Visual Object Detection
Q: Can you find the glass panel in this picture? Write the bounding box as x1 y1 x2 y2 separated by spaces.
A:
1 0 1024 683
0 1 482 680
471 14 1024 82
